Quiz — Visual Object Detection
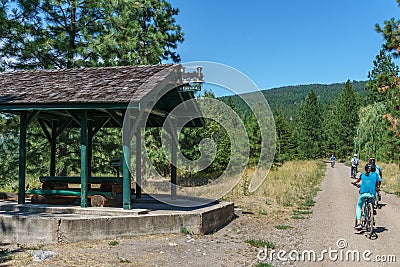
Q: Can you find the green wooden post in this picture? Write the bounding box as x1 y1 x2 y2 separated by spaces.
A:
135 128 142 199
88 120 93 178
18 111 27 204
80 110 88 207
170 119 177 199
50 120 57 176
122 109 131 209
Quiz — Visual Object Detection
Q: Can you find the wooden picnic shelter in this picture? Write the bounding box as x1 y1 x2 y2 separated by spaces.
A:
0 64 203 210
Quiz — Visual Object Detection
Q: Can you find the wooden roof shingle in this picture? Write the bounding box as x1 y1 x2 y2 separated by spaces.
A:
0 64 180 106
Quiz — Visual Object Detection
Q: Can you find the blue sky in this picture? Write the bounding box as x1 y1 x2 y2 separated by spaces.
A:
169 0 399 91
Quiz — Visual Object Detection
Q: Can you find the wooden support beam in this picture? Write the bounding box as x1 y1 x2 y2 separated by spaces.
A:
88 120 93 177
122 109 132 209
135 128 142 199
26 111 41 126
105 110 123 127
18 111 27 204
50 121 57 176
38 119 52 143
92 118 111 135
67 111 81 126
170 119 177 199
56 118 73 137
80 110 88 207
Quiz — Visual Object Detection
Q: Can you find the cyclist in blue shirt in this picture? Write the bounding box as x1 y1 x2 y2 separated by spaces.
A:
330 154 336 167
369 157 383 201
351 163 380 230
350 154 359 178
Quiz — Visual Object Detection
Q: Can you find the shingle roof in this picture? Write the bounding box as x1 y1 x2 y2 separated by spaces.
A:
0 64 179 105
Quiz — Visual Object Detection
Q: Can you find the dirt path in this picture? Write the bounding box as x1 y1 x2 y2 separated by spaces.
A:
3 162 399 266
297 162 400 266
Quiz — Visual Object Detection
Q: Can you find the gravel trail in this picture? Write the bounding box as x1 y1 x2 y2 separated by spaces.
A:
296 162 400 266
3 162 399 267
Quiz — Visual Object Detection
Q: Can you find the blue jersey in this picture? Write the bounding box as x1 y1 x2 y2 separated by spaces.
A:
375 165 382 182
359 172 379 195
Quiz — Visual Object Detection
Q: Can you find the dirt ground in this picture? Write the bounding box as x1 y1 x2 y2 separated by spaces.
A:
1 163 399 267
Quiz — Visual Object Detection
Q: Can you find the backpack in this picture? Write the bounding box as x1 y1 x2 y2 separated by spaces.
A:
353 158 358 165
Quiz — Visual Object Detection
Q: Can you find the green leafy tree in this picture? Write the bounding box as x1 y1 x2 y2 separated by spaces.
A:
0 0 183 69
0 115 19 188
355 103 389 160
293 90 323 159
245 112 261 165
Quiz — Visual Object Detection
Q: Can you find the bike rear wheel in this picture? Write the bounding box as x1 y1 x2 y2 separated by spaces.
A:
365 202 375 239
360 204 367 228
374 196 379 209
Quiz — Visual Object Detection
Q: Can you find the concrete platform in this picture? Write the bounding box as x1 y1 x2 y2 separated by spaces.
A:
0 195 234 244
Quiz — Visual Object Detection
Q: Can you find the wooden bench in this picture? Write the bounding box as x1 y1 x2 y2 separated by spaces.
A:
39 176 123 184
27 189 115 198
27 176 124 207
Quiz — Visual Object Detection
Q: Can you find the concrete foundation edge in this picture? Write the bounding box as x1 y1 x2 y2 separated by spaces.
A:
0 202 234 244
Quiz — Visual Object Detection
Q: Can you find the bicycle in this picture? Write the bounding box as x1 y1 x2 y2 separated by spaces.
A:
351 164 358 179
331 160 335 168
374 190 381 209
352 183 375 239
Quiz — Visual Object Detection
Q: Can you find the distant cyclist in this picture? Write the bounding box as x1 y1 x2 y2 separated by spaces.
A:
350 154 359 178
330 154 336 167
369 157 382 201
351 163 380 230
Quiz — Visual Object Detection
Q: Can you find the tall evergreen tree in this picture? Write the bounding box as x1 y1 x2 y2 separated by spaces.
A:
332 80 359 158
364 49 400 163
321 103 337 156
293 90 323 159
274 110 295 163
0 0 184 69
0 0 185 185
366 49 399 103
375 7 400 137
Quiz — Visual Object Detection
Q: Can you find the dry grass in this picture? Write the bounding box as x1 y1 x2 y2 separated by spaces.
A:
379 162 400 195
222 160 325 217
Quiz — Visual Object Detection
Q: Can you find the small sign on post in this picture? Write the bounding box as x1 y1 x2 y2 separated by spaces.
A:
178 66 204 92
110 158 122 177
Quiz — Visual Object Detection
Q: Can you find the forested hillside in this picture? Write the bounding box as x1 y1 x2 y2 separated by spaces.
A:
221 80 367 120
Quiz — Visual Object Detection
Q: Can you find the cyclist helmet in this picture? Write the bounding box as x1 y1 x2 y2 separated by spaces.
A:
364 163 373 172
370 164 376 172
369 158 376 164
354 154 358 157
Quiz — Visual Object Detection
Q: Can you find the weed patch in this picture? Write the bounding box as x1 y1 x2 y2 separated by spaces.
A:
255 262 273 267
244 239 275 249
274 225 293 230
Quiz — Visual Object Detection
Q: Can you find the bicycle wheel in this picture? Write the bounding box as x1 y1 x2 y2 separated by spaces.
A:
360 203 367 228
374 196 379 209
366 202 375 239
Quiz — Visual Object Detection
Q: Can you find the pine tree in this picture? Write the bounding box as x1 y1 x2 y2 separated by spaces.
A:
364 49 400 162
293 90 323 159
0 0 184 69
366 49 399 103
274 110 295 162
375 10 400 138
332 80 359 158
321 103 337 156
